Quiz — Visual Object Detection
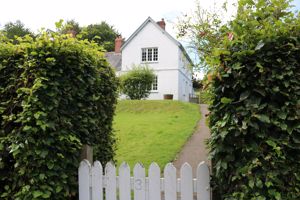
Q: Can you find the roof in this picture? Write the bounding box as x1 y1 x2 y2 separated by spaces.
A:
121 17 194 66
105 52 122 71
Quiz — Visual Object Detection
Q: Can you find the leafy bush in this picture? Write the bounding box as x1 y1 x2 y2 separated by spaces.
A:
0 32 118 199
120 66 155 100
208 1 300 199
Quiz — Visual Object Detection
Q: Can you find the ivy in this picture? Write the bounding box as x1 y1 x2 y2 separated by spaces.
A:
208 0 300 199
0 32 118 199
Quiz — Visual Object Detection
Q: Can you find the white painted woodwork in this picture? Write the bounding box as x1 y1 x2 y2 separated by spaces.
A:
164 163 177 200
105 162 117 200
92 161 102 200
197 161 211 200
133 163 146 200
119 162 131 200
78 160 91 200
149 162 161 200
78 160 211 200
181 163 193 200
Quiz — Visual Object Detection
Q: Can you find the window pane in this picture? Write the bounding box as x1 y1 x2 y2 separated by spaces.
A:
148 49 152 61
152 76 158 90
153 48 158 61
142 49 146 61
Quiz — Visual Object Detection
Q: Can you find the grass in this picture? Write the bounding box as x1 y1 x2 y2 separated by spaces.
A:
113 100 201 168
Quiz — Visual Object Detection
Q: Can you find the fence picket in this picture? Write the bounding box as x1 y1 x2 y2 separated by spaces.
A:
196 161 210 200
119 162 131 200
149 162 161 200
181 163 193 200
78 160 91 200
134 163 146 200
164 163 177 200
105 162 117 200
92 161 103 200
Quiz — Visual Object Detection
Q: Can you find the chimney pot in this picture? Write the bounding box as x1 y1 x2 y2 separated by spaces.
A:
157 18 166 30
115 36 123 53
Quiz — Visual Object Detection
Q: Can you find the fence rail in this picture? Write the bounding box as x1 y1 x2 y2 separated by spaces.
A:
79 160 210 200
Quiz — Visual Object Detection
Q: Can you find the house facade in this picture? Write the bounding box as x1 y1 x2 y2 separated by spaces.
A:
106 17 194 102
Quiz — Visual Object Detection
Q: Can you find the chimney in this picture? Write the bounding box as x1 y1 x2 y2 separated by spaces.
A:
115 36 123 53
157 18 166 30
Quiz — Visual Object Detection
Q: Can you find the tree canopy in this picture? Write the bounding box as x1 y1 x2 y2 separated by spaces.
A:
1 20 33 40
81 21 120 52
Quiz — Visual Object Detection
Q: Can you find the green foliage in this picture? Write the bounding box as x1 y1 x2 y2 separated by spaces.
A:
0 32 118 199
177 1 230 71
120 66 155 100
208 0 300 199
1 20 33 41
81 22 120 52
60 19 82 36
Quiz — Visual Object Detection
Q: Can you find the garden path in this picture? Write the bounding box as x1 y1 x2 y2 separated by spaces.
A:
173 104 211 177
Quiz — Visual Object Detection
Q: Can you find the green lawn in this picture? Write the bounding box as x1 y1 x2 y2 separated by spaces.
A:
113 100 201 168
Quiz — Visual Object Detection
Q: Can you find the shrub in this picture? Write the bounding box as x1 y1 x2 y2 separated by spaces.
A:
120 65 155 100
208 1 300 199
0 32 118 199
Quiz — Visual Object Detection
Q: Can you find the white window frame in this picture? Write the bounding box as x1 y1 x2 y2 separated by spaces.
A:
141 47 158 63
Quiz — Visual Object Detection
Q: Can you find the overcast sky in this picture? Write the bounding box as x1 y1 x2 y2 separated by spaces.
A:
1 0 299 39
0 0 238 39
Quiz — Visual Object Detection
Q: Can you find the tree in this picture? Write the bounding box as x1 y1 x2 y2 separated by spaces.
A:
81 21 120 51
2 20 33 39
120 66 155 100
60 19 81 36
177 1 231 72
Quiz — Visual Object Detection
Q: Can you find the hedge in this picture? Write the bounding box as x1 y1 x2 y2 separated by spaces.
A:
0 32 118 199
208 1 300 199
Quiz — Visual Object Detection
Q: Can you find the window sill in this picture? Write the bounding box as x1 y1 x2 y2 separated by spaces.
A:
141 61 159 64
150 91 158 93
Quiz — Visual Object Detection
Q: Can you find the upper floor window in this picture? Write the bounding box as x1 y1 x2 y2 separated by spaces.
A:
142 47 158 62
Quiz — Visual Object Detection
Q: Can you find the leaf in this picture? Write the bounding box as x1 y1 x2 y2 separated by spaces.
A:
249 179 254 188
254 114 270 123
239 91 250 101
255 40 265 50
32 191 43 198
55 185 63 193
277 112 287 120
221 97 233 104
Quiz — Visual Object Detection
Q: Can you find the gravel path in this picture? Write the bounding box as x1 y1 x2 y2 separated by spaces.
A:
173 104 211 177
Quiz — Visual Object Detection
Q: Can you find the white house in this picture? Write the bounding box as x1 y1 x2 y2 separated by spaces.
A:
106 17 194 102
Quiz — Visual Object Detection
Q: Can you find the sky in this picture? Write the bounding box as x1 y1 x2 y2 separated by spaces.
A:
1 0 299 39
0 0 238 39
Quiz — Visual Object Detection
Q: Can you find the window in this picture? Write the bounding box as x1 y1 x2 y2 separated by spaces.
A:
141 47 158 62
152 76 158 91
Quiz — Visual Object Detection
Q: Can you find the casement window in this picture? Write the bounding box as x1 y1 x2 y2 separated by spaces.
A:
152 75 158 91
142 47 158 62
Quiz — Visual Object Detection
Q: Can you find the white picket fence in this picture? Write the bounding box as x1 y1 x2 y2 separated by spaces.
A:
78 160 210 200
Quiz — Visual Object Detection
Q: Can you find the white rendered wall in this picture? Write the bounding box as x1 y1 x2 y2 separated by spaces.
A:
122 22 179 72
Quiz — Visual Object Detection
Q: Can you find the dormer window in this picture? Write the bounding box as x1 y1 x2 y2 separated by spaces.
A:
142 47 158 62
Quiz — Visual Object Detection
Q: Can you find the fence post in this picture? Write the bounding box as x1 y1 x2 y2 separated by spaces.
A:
81 144 93 163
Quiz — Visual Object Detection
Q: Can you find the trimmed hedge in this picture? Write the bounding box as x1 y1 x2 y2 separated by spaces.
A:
0 32 118 199
208 1 300 199
120 66 155 100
